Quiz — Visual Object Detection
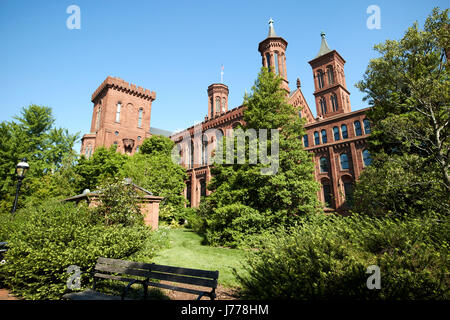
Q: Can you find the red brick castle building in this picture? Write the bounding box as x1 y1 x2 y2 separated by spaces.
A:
81 20 372 212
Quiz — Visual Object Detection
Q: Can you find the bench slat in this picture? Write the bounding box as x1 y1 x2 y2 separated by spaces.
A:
150 264 219 279
148 271 217 288
94 263 151 279
147 281 209 297
93 273 136 283
97 257 153 270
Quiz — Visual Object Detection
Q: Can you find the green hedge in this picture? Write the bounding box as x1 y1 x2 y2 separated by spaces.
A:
0 200 163 300
237 213 449 300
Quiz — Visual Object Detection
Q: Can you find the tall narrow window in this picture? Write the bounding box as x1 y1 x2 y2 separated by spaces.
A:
202 134 208 166
321 129 327 144
320 157 329 173
115 102 122 122
333 126 340 141
363 119 371 134
317 70 324 89
342 177 354 205
341 124 348 139
327 65 335 85
96 106 101 131
138 108 143 128
186 182 192 207
323 183 332 208
303 134 309 148
222 98 226 112
314 131 320 145
354 121 362 136
340 153 349 170
215 97 220 114
274 52 279 75
200 180 207 198
363 149 372 166
331 93 338 112
320 98 327 115
266 53 271 70
190 140 194 169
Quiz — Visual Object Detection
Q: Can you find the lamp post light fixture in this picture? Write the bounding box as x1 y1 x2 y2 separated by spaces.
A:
11 158 29 214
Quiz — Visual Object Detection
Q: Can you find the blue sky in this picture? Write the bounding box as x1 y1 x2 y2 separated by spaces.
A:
0 0 447 151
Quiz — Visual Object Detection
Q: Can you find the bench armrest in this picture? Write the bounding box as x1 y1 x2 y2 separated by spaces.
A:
121 279 148 300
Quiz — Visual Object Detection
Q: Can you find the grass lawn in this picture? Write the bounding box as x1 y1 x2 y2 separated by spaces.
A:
152 228 247 288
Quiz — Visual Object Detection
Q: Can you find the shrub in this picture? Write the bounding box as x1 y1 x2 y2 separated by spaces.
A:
0 200 156 300
237 213 449 300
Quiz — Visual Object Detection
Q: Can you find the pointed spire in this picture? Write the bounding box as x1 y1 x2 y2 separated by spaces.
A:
268 18 277 37
315 31 332 58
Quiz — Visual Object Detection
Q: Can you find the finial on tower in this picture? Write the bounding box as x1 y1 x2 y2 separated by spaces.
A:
268 18 277 37
320 31 326 38
296 78 301 89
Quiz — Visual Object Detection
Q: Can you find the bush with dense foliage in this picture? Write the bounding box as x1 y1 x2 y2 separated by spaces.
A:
236 213 449 300
0 200 166 300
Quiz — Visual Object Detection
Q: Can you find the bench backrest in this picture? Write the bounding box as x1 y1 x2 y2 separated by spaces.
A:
149 263 219 289
94 257 153 282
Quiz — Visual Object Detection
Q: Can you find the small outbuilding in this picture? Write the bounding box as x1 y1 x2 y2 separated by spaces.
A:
64 179 163 230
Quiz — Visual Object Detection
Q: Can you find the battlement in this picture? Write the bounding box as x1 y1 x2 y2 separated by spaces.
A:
91 76 156 102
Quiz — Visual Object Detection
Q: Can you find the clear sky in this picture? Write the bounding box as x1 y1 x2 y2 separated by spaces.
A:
0 0 447 152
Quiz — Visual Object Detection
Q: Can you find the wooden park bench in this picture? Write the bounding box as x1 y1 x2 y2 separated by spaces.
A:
63 257 219 300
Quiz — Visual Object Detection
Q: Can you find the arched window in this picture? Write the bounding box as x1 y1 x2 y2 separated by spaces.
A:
186 182 192 207
320 157 328 173
222 98 226 112
317 70 325 89
215 97 220 114
340 153 349 170
320 98 327 115
342 176 354 205
274 52 279 75
322 180 332 208
363 119 371 134
202 134 208 166
314 131 320 145
333 126 340 141
327 65 334 85
363 149 372 166
331 93 338 112
321 129 327 144
189 139 194 169
95 106 101 131
138 108 143 128
200 179 207 198
354 120 362 136
341 124 348 139
303 134 309 148
115 102 122 122
265 53 271 69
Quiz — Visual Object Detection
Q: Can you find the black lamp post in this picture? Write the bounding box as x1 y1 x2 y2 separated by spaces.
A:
11 158 29 214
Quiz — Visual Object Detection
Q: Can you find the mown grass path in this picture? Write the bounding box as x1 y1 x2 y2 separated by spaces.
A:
152 228 246 288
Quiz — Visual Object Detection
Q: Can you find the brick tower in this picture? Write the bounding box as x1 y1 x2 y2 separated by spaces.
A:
258 19 289 92
80 76 156 157
308 32 351 119
207 83 229 119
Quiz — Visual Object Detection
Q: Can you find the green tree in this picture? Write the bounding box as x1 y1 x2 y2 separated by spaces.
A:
199 68 320 246
0 105 79 211
354 8 449 216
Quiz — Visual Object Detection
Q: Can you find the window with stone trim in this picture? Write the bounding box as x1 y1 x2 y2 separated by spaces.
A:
319 157 328 173
138 108 143 128
341 124 348 139
354 120 362 136
363 149 372 167
327 65 335 85
340 153 349 170
363 118 371 134
331 93 338 112
333 126 340 141
317 70 325 89
115 102 121 122
320 97 327 115
314 131 320 145
303 134 309 148
321 129 327 144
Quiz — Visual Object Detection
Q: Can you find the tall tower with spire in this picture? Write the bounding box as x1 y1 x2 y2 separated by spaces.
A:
308 32 351 118
258 19 289 92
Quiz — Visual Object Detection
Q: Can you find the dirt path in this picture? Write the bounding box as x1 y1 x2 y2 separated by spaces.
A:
0 288 20 300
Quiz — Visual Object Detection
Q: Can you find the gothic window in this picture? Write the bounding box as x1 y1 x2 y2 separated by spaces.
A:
321 129 327 144
202 134 208 166
95 106 101 131
320 98 327 115
200 179 207 198
274 52 279 75
340 153 349 170
333 126 340 141
342 176 354 205
215 97 220 114
327 65 335 85
186 182 192 207
317 70 325 89
189 139 194 169
322 181 332 208
115 102 121 122
363 119 371 134
320 157 329 173
354 120 362 136
303 134 309 148
341 124 348 139
222 98 226 112
363 149 372 166
331 93 338 112
210 97 214 118
266 53 271 69
138 108 143 128
314 131 320 145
